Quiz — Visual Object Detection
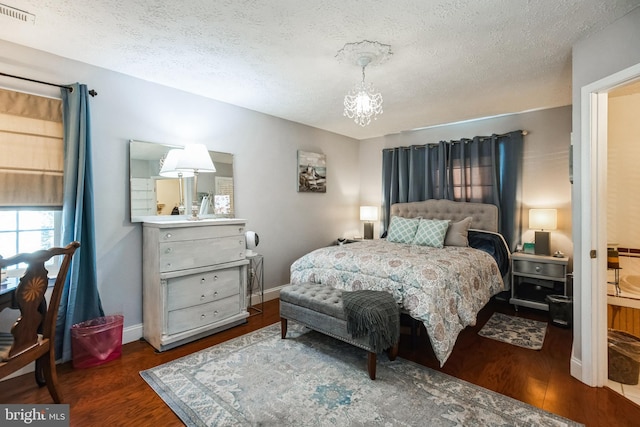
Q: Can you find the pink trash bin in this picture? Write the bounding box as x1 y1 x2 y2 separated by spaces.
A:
71 315 124 369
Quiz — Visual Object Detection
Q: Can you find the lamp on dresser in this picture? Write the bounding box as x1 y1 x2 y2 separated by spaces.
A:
529 208 557 256
360 206 379 239
175 143 216 220
159 148 194 215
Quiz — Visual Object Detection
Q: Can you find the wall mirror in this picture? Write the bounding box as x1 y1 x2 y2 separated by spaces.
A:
129 140 234 222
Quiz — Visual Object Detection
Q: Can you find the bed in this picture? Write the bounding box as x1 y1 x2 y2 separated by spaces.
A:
290 199 510 366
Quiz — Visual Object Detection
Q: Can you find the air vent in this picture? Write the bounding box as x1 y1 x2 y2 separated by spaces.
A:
0 3 35 24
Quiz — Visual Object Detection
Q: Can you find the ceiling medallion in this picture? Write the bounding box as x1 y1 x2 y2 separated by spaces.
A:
336 40 392 127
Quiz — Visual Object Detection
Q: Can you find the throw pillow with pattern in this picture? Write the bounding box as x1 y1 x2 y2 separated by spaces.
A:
386 216 420 243
412 219 450 248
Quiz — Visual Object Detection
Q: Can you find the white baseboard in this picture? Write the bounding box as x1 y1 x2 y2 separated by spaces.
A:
570 355 583 383
123 323 143 344
1 363 34 381
250 285 284 304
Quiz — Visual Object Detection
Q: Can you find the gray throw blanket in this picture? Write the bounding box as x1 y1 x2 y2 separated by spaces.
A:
342 290 400 353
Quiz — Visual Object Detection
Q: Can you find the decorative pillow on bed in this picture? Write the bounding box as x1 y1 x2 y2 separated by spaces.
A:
444 216 473 247
386 216 420 243
412 219 450 248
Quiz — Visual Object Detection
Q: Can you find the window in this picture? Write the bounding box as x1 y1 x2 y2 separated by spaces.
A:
0 89 64 278
0 210 62 276
450 156 495 202
0 88 64 207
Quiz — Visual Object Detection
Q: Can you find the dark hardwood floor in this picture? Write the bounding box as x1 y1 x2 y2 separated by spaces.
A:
1 298 639 426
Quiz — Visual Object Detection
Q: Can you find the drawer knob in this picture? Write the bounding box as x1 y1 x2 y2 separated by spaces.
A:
165 233 172 239
214 310 218 316
165 247 172 253
200 294 205 300
214 291 218 297
535 266 541 273
201 277 206 284
201 314 206 320
213 275 218 281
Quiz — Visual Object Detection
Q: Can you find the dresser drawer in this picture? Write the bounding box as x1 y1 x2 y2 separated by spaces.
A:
513 259 565 278
159 236 245 272
158 225 245 242
167 294 241 335
167 267 240 311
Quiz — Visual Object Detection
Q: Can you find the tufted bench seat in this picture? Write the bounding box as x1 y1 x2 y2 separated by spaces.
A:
279 282 398 380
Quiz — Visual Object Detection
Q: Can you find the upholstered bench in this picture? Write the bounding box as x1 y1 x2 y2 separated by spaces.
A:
279 282 399 380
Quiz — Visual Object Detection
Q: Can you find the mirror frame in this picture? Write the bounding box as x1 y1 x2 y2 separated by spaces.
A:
129 140 235 222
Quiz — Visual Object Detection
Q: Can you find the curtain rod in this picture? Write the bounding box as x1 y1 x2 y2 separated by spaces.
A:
0 72 97 97
444 130 528 144
383 130 528 151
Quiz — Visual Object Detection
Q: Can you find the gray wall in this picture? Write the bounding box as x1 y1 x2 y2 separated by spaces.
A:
0 40 361 334
571 6 640 367
359 106 574 260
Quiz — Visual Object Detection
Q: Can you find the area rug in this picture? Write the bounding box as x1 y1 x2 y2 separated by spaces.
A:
478 312 548 350
140 323 580 426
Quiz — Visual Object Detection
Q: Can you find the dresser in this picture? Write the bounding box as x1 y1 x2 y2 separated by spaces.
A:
142 219 249 351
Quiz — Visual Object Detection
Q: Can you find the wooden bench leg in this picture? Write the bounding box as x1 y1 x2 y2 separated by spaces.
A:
367 352 376 380
280 318 288 339
388 343 399 361
410 317 419 349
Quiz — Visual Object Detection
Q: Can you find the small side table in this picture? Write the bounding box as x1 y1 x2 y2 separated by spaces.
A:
335 238 363 246
510 252 569 311
246 253 264 316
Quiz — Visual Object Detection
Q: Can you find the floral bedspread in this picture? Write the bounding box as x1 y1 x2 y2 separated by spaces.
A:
290 239 504 366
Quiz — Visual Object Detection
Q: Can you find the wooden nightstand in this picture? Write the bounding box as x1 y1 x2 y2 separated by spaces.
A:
510 252 569 311
335 238 363 245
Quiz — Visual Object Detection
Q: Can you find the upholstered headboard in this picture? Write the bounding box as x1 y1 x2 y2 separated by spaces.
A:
390 200 499 232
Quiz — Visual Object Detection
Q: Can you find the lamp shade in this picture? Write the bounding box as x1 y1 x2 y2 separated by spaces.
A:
175 144 216 173
529 208 557 230
159 149 194 178
360 206 379 221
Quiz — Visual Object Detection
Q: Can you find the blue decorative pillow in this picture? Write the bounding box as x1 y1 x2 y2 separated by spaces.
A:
412 219 450 248
386 216 420 243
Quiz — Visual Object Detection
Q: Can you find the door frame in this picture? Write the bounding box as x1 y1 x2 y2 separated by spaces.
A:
579 63 640 386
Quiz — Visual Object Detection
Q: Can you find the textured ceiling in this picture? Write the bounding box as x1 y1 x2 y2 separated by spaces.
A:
0 0 639 139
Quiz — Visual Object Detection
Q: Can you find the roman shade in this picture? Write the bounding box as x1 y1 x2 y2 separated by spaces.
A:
0 88 63 207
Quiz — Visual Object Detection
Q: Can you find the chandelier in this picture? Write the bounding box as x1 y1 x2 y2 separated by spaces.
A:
336 40 392 127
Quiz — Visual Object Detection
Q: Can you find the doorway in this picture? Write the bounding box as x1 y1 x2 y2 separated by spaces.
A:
579 63 640 389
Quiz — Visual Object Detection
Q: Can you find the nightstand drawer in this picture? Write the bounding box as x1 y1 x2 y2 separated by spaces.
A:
513 259 565 278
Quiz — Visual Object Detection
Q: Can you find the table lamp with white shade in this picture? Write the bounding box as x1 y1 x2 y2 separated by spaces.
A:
175 144 216 220
529 208 557 256
360 206 379 239
159 148 194 215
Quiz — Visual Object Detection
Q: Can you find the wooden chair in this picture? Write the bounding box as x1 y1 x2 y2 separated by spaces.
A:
0 241 80 403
